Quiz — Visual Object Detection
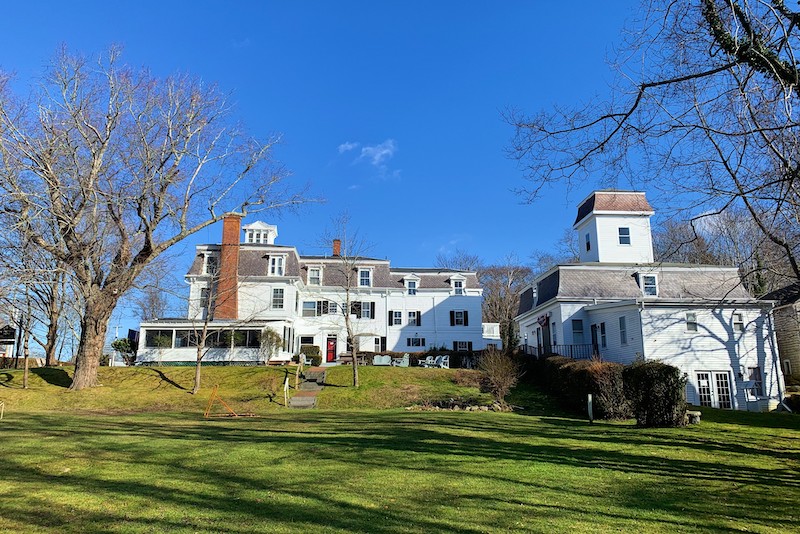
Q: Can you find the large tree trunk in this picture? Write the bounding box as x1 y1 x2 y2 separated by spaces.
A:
44 320 59 367
70 293 116 391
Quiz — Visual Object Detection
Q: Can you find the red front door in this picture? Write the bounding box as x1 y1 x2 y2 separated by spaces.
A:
326 338 337 363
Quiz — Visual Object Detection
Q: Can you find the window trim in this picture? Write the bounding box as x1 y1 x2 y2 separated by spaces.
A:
686 312 698 332
358 268 373 287
619 316 627 345
272 288 285 309
308 266 322 286
269 255 286 277
392 310 402 326
600 322 606 348
733 312 744 332
204 254 218 276
572 319 584 344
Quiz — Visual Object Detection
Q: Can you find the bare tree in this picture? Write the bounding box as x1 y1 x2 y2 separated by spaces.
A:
480 257 533 353
507 0 800 285
0 47 306 390
435 249 483 272
319 214 375 388
529 228 580 278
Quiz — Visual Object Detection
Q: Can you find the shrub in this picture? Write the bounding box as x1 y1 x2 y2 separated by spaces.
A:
299 345 322 366
536 356 630 419
479 349 523 406
623 360 687 427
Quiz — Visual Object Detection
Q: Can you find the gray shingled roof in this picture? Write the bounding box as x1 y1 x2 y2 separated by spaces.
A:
519 264 753 315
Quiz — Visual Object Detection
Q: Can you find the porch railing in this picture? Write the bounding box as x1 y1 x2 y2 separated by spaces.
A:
521 343 596 360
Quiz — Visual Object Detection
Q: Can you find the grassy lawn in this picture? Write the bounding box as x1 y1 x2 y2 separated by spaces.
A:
0 366 798 532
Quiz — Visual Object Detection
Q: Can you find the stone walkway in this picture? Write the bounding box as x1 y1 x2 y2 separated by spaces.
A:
288 366 326 409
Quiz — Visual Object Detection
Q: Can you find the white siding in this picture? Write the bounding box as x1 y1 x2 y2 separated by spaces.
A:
641 306 782 409
576 214 654 264
584 305 644 364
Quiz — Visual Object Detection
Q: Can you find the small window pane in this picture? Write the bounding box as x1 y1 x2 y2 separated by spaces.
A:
618 227 631 245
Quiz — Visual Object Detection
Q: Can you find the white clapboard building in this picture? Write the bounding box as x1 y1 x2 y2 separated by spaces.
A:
516 190 785 410
137 215 500 365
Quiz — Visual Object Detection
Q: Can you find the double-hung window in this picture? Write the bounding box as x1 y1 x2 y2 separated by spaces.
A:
359 269 372 287
619 316 627 345
407 280 417 295
272 288 284 309
572 319 584 344
454 280 464 295
733 313 744 332
642 275 658 296
308 267 321 286
392 311 402 325
270 256 284 276
618 227 631 245
686 312 698 332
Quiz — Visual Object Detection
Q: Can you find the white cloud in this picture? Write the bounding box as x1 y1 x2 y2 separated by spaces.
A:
359 139 397 166
338 141 360 153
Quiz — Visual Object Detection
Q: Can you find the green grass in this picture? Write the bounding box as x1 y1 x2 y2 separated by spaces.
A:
0 366 798 532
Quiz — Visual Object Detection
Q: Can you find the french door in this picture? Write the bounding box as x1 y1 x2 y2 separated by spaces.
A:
696 371 733 409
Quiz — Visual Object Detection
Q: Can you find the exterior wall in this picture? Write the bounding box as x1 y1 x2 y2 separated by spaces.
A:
576 214 654 264
584 305 644 364
641 306 782 409
772 304 800 378
238 280 298 321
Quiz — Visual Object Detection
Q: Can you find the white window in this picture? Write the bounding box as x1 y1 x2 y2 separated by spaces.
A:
302 301 317 317
454 280 464 295
585 233 591 251
783 359 793 376
407 280 417 295
642 275 658 296
270 256 285 276
308 267 321 286
454 310 466 326
359 269 372 287
686 312 698 332
408 311 420 326
600 322 606 348
733 313 744 332
618 227 631 245
456 341 470 352
272 288 284 309
199 287 210 310
619 316 627 345
247 231 254 244
205 255 218 276
392 311 402 325
572 319 584 344
552 322 558 345
360 301 372 319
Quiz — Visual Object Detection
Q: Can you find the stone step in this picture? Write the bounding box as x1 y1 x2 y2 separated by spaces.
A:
299 381 324 391
289 395 317 409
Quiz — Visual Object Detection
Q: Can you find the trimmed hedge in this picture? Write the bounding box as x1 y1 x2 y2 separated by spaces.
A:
299 345 322 366
538 356 630 420
623 360 687 427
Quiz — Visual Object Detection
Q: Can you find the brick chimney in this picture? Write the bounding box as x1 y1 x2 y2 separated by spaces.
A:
215 213 242 320
332 239 341 257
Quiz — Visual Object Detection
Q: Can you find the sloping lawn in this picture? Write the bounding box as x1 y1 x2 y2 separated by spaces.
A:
0 366 798 532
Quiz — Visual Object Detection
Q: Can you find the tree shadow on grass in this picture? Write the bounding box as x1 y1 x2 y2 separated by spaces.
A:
31 367 72 388
0 372 15 388
146 368 187 391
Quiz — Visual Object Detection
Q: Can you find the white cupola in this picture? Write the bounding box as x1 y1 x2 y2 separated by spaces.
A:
241 221 278 245
573 190 654 264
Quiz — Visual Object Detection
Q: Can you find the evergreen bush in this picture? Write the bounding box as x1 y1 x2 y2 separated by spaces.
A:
537 356 630 419
623 360 687 427
299 345 322 366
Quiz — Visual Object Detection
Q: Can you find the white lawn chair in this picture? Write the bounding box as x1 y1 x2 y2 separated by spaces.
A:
392 353 410 367
418 355 435 367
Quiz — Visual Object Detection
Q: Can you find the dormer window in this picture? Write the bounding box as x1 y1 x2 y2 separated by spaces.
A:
449 275 466 295
204 255 218 276
269 256 285 276
640 274 658 296
308 267 321 286
359 268 372 287
404 275 420 295
618 227 631 245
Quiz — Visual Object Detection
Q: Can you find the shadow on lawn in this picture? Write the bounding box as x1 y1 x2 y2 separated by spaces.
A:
3 409 798 532
31 367 72 388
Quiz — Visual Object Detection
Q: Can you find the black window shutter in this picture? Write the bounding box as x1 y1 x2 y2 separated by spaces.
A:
381 337 387 351
407 338 411 347
421 338 425 346
370 303 375 319
468 341 473 351
450 311 455 326
464 311 469 326
316 301 322 315
389 310 394 326
453 341 458 351
416 311 421 326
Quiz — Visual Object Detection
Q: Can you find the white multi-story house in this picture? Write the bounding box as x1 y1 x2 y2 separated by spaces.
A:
516 190 785 410
136 215 499 365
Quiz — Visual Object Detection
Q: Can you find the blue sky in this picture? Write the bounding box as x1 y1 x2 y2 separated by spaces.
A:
1 1 640 331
